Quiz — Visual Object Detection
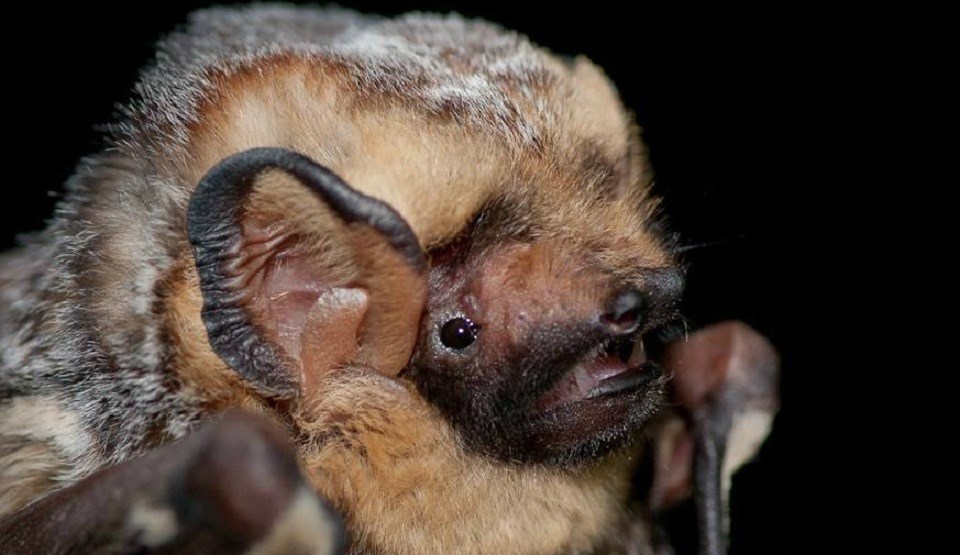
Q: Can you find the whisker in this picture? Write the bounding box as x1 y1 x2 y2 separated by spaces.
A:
674 234 746 254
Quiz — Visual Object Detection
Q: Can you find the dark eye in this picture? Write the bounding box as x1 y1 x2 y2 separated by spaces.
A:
439 317 478 350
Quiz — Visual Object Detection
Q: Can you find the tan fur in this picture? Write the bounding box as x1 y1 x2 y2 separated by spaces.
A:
180 58 669 269
297 371 630 555
0 441 65 517
0 397 100 516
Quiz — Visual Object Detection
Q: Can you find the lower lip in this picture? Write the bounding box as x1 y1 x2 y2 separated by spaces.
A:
534 361 661 412
524 369 664 459
586 362 661 399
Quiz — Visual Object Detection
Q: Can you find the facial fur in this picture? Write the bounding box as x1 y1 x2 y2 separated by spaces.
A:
1 6 683 553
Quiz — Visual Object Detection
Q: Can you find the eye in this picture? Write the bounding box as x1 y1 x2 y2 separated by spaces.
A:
439 317 478 350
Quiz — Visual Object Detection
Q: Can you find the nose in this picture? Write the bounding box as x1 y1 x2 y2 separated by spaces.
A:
601 289 648 334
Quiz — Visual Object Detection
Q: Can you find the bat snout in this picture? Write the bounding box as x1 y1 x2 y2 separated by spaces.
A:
406 237 683 463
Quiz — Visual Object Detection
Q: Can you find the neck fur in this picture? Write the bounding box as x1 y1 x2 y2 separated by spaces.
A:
295 371 631 554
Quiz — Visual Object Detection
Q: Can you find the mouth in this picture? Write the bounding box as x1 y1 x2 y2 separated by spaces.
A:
535 333 661 412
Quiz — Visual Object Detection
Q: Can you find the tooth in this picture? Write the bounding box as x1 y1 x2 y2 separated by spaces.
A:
575 364 594 393
628 337 647 366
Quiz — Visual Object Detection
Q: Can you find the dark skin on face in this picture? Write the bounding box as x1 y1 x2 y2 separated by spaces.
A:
406 230 684 464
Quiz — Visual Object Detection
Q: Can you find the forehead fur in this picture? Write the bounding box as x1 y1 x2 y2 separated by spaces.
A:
119 5 665 269
121 6 632 165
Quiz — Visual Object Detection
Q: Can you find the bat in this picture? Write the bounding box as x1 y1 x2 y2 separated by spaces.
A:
0 6 778 554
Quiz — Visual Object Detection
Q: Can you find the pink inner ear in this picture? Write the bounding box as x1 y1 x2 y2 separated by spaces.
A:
238 219 371 395
298 288 368 395
252 256 369 395
256 254 330 358
235 203 427 390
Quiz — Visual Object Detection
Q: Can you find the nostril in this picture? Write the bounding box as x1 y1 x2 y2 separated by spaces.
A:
601 289 649 333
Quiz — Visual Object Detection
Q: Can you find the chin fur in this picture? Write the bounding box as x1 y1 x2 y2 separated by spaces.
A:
294 370 634 555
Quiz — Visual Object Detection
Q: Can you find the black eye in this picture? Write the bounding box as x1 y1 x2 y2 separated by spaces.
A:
439 317 478 350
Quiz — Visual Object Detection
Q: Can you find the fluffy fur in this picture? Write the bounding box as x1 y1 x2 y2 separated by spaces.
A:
297 371 631 554
0 6 672 553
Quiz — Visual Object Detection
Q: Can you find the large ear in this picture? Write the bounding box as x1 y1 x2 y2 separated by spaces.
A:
650 321 779 555
187 147 427 399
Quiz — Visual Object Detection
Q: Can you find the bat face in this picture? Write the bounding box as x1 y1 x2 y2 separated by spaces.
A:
183 136 684 467
409 230 684 463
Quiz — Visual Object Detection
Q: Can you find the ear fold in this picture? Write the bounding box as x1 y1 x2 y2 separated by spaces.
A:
187 147 427 399
650 321 779 554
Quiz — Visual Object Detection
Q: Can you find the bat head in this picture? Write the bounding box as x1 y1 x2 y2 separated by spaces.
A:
173 17 686 466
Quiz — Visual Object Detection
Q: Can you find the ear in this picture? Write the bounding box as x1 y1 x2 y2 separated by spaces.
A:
649 321 779 553
187 147 427 399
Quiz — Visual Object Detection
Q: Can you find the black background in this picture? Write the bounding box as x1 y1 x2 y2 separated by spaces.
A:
4 2 818 552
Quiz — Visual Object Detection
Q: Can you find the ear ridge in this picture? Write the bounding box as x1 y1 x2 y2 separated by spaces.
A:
188 147 427 399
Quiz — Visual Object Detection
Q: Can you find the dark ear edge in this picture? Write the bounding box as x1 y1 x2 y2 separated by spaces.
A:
187 147 425 399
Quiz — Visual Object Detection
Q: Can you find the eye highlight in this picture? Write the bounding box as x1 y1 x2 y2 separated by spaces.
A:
439 317 478 350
